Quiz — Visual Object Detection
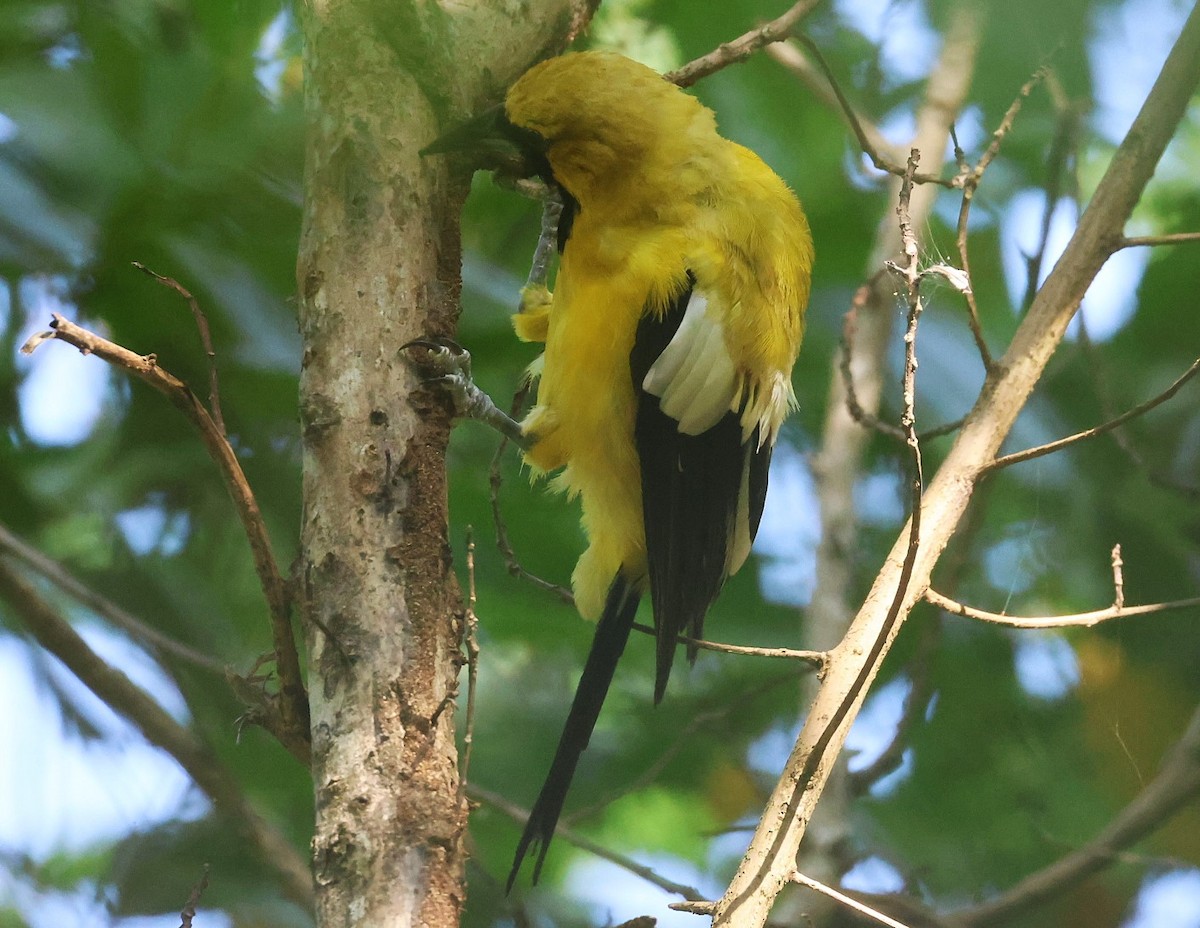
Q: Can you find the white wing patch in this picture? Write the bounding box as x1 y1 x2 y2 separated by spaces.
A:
641 291 738 435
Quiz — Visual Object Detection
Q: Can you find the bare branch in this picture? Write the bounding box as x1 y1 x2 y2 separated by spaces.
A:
717 151 930 926
0 521 225 675
792 36 961 189
956 702 1200 927
178 864 210 928
925 587 1200 629
953 65 1051 371
1076 318 1200 499
765 41 899 162
525 190 562 294
838 284 905 442
21 314 310 748
665 0 823 88
634 622 826 666
0 559 312 906
1111 230 1200 250
1021 83 1084 310
984 356 1200 472
460 529 482 798
791 871 917 928
1111 544 1125 610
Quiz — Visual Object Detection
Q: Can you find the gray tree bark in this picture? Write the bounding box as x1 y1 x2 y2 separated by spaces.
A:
294 4 593 925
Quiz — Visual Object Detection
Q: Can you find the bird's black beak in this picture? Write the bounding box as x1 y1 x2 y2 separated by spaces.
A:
421 104 548 180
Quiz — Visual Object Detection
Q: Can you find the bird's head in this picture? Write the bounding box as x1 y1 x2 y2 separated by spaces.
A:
422 52 716 205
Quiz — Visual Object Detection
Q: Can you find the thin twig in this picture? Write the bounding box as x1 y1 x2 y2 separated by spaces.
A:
838 290 964 443
488 387 576 604
468 784 707 901
178 864 210 928
665 0 824 88
983 356 1200 473
461 529 481 796
953 66 1051 371
1111 544 1125 610
1111 230 1200 250
132 262 226 436
955 702 1200 927
925 587 1199 629
765 41 899 163
0 522 225 675
951 193 995 372
793 36 958 189
633 622 826 666
791 871 916 928
839 284 905 441
849 612 939 794
1022 86 1084 310
20 314 310 752
525 192 562 293
977 66 1050 184
1076 317 1200 499
0 559 312 906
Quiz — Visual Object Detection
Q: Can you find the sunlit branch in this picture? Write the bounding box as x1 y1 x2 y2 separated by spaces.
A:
925 588 1200 629
791 871 917 928
1111 230 1200 250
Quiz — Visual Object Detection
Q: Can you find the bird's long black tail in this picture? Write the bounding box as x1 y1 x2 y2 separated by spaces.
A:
507 576 641 891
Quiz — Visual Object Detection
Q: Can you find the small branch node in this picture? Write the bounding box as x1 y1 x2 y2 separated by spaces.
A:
1111 543 1125 611
669 900 717 915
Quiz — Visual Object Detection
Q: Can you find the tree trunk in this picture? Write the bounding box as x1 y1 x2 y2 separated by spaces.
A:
294 3 591 925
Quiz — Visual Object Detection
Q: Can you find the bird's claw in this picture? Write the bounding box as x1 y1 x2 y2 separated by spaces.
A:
401 336 477 417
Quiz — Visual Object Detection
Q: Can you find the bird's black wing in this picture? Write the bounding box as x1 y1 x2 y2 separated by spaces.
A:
630 274 772 703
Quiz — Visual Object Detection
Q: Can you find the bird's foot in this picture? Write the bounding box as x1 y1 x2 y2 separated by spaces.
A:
401 337 479 418
401 337 530 449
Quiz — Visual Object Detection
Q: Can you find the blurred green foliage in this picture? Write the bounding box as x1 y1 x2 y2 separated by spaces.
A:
1 0 1198 926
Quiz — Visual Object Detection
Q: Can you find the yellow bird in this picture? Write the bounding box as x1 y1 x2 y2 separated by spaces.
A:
420 50 813 887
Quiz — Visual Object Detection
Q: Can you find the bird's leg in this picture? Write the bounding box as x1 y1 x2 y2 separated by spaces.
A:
401 337 532 451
